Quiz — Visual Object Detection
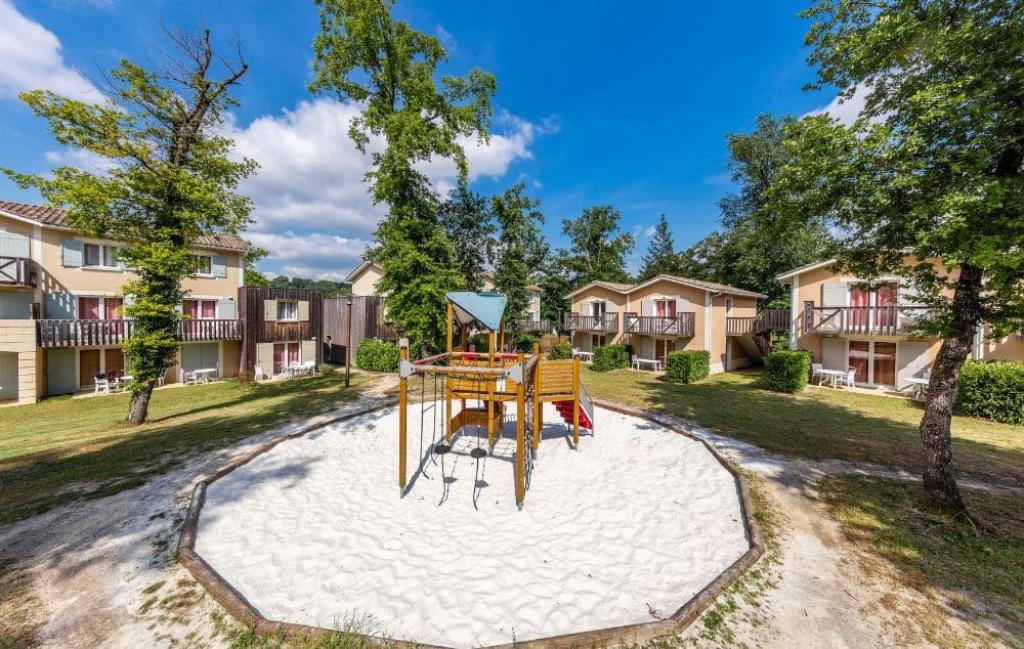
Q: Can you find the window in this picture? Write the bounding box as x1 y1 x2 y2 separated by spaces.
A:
183 299 217 319
655 299 677 318
84 244 118 269
277 300 298 321
77 297 123 320
193 255 213 276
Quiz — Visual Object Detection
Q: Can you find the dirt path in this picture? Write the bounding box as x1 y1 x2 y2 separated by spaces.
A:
1 385 1013 648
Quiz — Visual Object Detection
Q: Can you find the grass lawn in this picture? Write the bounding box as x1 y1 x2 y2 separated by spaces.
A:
822 475 1024 643
582 368 1024 485
0 372 371 527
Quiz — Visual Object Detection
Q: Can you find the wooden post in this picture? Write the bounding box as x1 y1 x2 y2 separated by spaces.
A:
532 342 542 450
498 318 505 353
487 330 497 446
515 352 526 509
572 355 581 447
445 301 454 442
446 301 454 353
398 341 409 494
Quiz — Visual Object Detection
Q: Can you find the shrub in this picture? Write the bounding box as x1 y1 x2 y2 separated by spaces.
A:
355 338 400 372
957 360 1024 424
513 332 539 353
765 350 811 393
591 344 629 372
547 341 572 360
467 333 489 352
662 350 710 384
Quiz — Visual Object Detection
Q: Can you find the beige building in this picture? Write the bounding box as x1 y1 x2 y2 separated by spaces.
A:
565 275 769 374
777 258 1024 389
0 201 247 404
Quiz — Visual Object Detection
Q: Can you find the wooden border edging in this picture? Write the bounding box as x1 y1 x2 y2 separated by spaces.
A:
178 397 765 649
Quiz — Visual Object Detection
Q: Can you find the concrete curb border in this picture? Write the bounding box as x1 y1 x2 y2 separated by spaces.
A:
178 397 765 648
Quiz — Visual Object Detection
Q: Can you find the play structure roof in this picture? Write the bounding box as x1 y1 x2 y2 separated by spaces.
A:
446 291 507 331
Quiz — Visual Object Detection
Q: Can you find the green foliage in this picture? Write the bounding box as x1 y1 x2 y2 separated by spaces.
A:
662 350 710 384
591 344 629 372
538 258 571 324
547 341 572 360
3 31 255 424
764 350 811 393
439 184 495 291
244 247 271 287
492 182 547 331
770 330 791 352
466 333 489 352
310 0 496 349
957 361 1024 425
355 338 400 372
559 205 634 287
511 332 539 353
638 214 678 280
268 275 351 298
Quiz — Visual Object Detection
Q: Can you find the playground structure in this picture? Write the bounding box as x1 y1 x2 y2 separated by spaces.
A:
398 291 595 509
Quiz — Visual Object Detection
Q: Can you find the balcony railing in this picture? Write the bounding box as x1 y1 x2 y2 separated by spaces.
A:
0 256 36 287
37 318 242 348
803 305 932 337
624 312 695 338
517 318 552 332
563 312 619 333
726 309 791 336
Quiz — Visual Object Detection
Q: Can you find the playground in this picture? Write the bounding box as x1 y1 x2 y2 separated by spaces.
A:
182 293 757 646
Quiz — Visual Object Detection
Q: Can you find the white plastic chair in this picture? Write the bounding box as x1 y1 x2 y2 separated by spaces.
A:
254 363 266 381
811 363 824 385
94 373 111 395
631 354 640 370
838 369 856 389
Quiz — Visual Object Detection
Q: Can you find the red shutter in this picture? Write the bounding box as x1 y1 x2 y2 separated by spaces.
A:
201 300 216 319
79 297 100 320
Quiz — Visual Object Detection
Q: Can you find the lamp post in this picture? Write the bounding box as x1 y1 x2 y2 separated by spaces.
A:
345 297 353 387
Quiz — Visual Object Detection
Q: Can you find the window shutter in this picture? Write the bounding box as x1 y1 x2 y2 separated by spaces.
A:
821 337 846 371
264 299 277 322
256 343 275 375
61 239 83 267
216 299 236 319
821 283 848 307
0 230 30 257
641 300 654 316
301 340 317 364
45 291 76 319
297 300 310 322
212 255 227 278
675 298 687 314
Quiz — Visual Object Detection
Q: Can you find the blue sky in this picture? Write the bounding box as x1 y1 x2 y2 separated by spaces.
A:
0 0 853 279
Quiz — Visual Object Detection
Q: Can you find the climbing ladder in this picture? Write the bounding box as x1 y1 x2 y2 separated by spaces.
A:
553 385 594 432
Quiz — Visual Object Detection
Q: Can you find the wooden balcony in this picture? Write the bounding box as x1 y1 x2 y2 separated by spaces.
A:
803 305 932 337
624 312 695 338
37 318 242 348
726 309 791 336
563 312 619 333
517 318 552 332
0 256 36 287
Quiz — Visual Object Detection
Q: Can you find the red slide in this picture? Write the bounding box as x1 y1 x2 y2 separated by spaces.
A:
553 400 592 430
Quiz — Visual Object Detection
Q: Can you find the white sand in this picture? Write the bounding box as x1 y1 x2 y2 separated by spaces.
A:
194 403 749 647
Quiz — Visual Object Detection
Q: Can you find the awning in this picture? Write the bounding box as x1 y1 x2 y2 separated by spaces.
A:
446 291 507 332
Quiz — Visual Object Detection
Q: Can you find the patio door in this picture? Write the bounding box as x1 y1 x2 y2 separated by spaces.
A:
655 300 676 318
79 349 101 388
105 348 125 381
873 342 896 386
849 285 870 328
590 334 606 349
655 339 675 364
848 341 870 383
273 342 300 374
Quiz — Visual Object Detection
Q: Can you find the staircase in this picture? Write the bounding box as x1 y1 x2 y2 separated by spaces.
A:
552 384 595 431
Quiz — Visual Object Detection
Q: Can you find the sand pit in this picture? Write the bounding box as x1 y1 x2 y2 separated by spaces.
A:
193 403 751 647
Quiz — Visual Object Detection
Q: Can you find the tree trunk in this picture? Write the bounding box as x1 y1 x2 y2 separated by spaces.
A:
917 263 984 515
126 381 155 425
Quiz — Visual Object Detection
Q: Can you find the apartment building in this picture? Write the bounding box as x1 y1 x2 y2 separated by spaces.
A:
777 258 1024 389
564 275 780 373
0 201 246 404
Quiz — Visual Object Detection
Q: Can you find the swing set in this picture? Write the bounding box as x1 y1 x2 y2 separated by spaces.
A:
398 291 595 510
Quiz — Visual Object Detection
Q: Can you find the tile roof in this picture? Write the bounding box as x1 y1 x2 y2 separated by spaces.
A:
653 274 767 299
0 200 250 251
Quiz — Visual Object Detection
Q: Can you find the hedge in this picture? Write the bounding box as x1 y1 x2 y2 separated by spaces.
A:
957 360 1024 424
512 332 539 353
355 338 400 372
548 341 572 360
663 350 710 384
592 344 629 372
765 349 811 393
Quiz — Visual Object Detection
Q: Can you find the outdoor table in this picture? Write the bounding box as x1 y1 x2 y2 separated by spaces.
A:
905 377 929 400
116 375 134 391
817 368 847 389
573 351 593 363
633 357 662 371
193 368 218 383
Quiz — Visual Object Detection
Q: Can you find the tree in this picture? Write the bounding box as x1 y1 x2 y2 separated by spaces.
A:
538 257 572 325
491 183 547 330
560 205 634 287
244 247 271 287
310 0 495 349
638 214 677 280
773 0 1024 514
439 183 495 291
4 30 255 425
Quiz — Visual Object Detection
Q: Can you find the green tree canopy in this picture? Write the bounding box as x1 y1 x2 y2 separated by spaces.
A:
439 183 495 291
491 183 547 330
4 29 255 424
310 0 496 349
772 0 1024 513
637 214 678 280
560 205 634 287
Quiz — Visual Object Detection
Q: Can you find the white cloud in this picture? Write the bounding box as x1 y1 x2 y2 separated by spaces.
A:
44 148 113 173
245 231 371 281
806 84 871 126
0 1 102 101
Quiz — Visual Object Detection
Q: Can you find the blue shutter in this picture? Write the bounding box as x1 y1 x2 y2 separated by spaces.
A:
212 255 227 278
45 292 77 319
61 239 83 267
0 230 30 257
